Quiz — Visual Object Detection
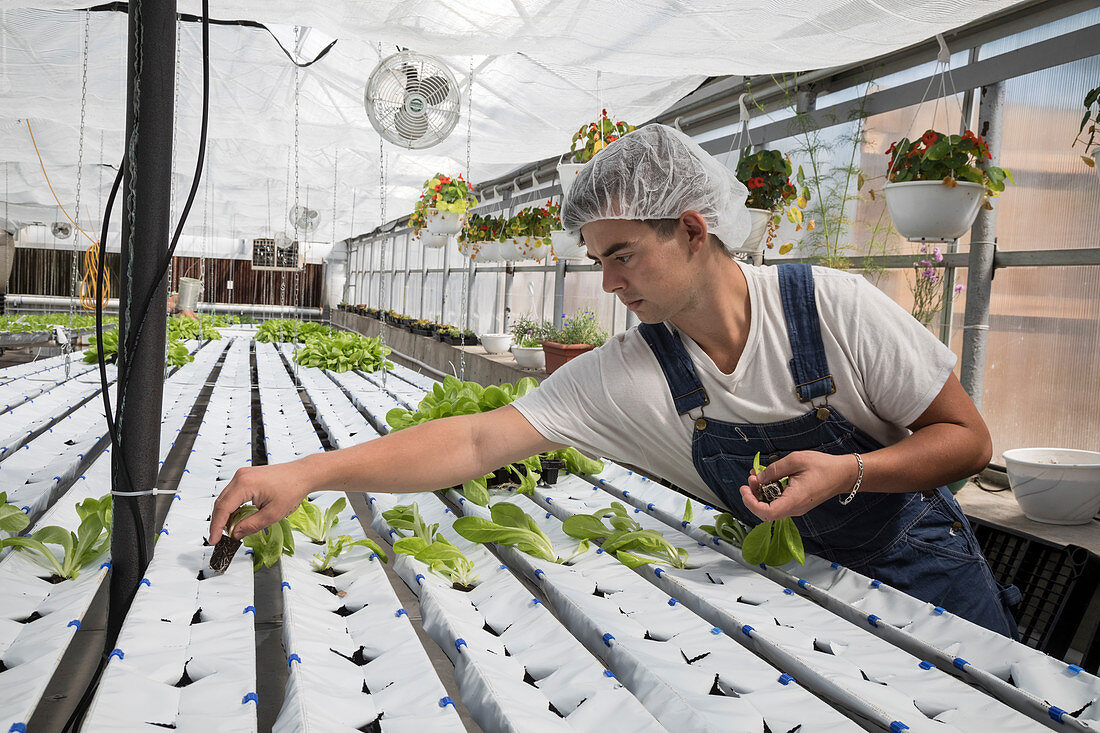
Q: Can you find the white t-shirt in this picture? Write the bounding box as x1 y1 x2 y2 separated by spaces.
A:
513 261 957 507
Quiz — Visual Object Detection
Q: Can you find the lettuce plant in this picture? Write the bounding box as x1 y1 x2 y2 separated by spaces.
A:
700 513 748 547
381 503 438 542
452 502 589 564
288 497 346 543
739 452 805 567
0 492 30 535
0 495 112 580
83 330 119 364
227 505 296 571
294 331 392 373
312 534 388 572
561 502 687 569
393 535 478 589
541 446 603 476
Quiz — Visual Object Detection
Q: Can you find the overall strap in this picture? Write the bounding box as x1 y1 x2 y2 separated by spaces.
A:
638 322 709 415
778 263 835 403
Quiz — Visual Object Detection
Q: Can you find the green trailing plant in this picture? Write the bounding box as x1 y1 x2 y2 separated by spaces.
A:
312 534 388 572
460 213 506 244
288 497 346 544
0 492 30 535
393 535 479 589
570 109 635 163
453 502 590 564
739 452 805 567
293 331 393 373
700 513 749 547
0 495 112 580
561 502 688 569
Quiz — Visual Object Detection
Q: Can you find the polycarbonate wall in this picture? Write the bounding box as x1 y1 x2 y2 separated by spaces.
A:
347 9 1100 462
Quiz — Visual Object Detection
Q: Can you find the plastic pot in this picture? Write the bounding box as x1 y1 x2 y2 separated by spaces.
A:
480 333 512 354
540 340 592 374
511 344 545 370
550 229 586 260
883 180 984 242
420 231 449 248
538 457 567 485
742 208 772 251
425 208 465 236
556 162 585 199
1002 447 1100 525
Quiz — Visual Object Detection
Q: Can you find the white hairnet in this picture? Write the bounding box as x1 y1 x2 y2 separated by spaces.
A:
562 123 751 253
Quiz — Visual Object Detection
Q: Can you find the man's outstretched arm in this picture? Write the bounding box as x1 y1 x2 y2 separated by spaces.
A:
208 404 564 542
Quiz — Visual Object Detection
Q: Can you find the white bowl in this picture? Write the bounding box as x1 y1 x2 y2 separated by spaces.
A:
480 333 513 354
1002 447 1100 525
512 344 545 370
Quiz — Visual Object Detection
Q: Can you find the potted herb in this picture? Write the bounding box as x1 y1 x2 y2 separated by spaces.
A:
559 109 635 198
541 308 607 374
1073 85 1100 182
883 129 1014 242
509 313 552 370
735 149 810 253
423 173 478 236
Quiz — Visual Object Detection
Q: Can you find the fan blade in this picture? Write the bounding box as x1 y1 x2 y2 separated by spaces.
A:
418 75 451 106
394 108 429 141
402 62 420 93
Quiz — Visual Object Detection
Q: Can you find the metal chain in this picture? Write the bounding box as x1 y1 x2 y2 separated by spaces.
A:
378 136 388 389
167 10 181 342
66 10 91 376
458 58 474 381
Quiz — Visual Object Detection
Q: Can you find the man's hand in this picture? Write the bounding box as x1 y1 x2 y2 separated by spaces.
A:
208 459 317 544
739 450 858 522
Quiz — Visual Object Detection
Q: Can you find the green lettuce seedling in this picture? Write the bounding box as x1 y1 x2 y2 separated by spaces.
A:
453 502 589 564
740 452 805 567
0 495 113 580
700 513 749 547
381 503 438 542
541 446 604 476
312 534 388 572
288 497 347 543
230 506 296 570
562 502 688 569
393 536 478 588
0 492 30 535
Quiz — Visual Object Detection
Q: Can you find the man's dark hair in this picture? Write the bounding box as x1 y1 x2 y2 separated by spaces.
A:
641 218 679 238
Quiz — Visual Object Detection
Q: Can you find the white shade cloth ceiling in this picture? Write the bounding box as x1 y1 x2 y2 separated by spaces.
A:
0 1 1023 254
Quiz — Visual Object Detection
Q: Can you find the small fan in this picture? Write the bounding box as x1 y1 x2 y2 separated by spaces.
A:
288 205 320 233
51 221 72 239
364 51 461 149
273 232 294 248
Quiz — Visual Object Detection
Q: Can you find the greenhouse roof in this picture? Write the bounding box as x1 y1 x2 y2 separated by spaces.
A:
0 0 1024 252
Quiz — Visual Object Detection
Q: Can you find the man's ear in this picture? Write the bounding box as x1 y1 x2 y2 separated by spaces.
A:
680 211 709 253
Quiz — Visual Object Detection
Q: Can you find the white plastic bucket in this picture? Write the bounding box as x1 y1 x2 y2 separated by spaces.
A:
883 180 984 242
420 231 449 248
479 333 512 354
741 208 772 251
512 345 545 370
177 277 203 311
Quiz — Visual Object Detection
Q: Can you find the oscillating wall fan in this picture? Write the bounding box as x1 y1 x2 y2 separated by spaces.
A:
51 221 72 239
364 51 461 149
288 205 320 233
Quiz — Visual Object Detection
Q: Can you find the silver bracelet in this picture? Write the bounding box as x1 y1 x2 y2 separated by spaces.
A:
839 453 863 506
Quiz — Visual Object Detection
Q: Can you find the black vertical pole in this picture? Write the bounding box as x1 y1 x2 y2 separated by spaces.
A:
108 0 176 647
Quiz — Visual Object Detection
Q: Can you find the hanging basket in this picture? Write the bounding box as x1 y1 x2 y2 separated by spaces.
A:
742 208 773 251
883 180 984 243
472 240 503 262
500 238 526 262
420 231 449 249
425 208 465 235
556 163 585 199
550 229 586 260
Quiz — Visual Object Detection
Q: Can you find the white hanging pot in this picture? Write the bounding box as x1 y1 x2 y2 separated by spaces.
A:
742 208 772 251
883 180 985 242
556 163 585 199
425 208 465 235
1092 149 1100 184
473 240 502 262
420 231 449 249
526 240 551 262
550 229 586 260
500 238 526 262
511 345 545 370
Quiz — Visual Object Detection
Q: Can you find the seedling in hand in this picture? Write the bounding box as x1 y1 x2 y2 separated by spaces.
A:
741 453 805 567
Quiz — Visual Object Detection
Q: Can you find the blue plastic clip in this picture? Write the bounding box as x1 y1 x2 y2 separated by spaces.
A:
281 582 291 590
368 496 376 504
647 503 655 511
919 660 934 670
778 673 795 685
139 578 151 587
9 723 28 733
288 654 301 666
458 497 466 505
531 598 542 606
889 723 909 733
19 507 29 514
350 514 358 521
67 620 81 629
53 476 61 483
697 541 706 547
932 606 945 615
109 649 124 660
395 608 408 618
602 633 615 647
596 547 604 554
1068 664 1084 675
633 508 641 513
545 497 553 504
443 508 452 514
159 528 169 536
628 471 634 475
534 568 545 579
784 588 794 595
243 606 255 615
388 529 398 537
173 494 181 501
952 657 968 671
681 520 688 527
604 670 616 678
759 564 767 570
710 627 722 635
712 537 720 545
654 567 664 578
242 692 258 705
415 574 425 585
244 549 254 556
867 614 880 628
668 598 680 606
369 552 379 561
622 490 630 496
545 512 553 519
455 639 467 651
830 562 840 569
797 579 808 589
499 564 508 570
99 562 111 570
439 696 455 709
599 479 606 484
1049 706 1067 723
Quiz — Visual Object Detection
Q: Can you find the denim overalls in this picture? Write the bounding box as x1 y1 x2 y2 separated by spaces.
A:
638 263 1019 637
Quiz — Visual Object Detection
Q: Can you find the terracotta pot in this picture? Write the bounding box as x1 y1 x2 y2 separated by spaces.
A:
541 340 593 374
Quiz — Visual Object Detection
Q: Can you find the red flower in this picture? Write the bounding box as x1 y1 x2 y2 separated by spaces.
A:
607 135 617 142
886 141 897 155
434 184 442 191
922 130 938 145
601 108 607 116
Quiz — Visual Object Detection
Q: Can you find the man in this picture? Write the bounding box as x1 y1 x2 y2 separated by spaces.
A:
209 124 1017 636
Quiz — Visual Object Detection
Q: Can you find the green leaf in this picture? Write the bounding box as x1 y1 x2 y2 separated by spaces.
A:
752 451 765 475
741 522 771 565
393 536 430 556
0 536 67 577
0 496 29 534
682 499 693 523
616 550 654 569
780 518 805 566
462 477 490 506
561 514 613 541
